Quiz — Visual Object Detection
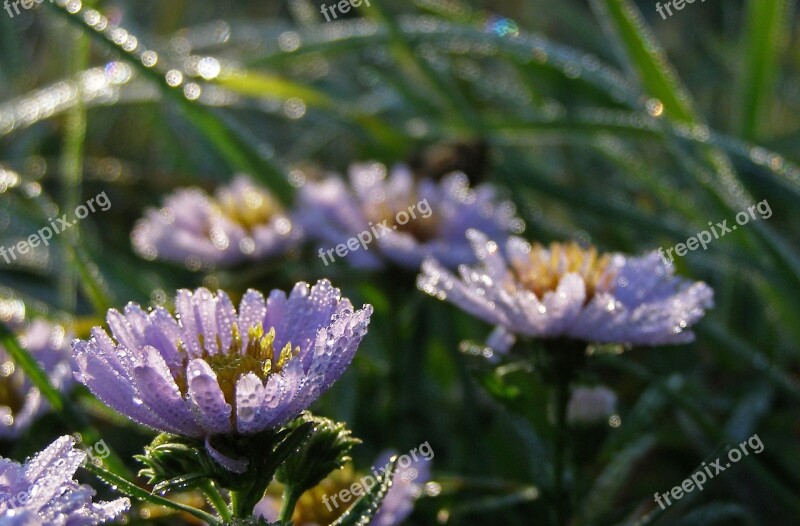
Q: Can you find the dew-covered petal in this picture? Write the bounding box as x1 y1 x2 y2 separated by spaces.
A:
187 359 233 434
176 289 203 358
191 288 220 355
238 290 267 335
215 290 236 352
132 346 203 437
143 306 184 371
234 373 265 434
73 342 180 433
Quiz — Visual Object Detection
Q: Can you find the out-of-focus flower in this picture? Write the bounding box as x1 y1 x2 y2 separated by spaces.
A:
370 451 431 526
298 162 523 269
418 230 713 346
566 385 617 425
131 175 298 269
0 435 129 525
72 281 371 471
254 451 430 525
0 320 73 440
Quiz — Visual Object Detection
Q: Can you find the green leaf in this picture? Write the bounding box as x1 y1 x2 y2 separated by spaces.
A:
277 415 361 498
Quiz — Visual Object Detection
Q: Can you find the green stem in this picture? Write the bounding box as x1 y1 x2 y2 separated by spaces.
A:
540 339 586 526
201 480 232 523
230 485 267 519
278 486 303 523
552 364 570 526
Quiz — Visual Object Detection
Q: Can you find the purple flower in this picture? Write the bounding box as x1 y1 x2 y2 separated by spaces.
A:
254 451 430 525
131 175 299 269
298 162 523 269
0 320 74 439
72 281 371 471
418 230 714 347
0 435 129 525
370 451 431 526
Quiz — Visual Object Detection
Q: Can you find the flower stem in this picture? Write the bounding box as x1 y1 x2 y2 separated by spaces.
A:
541 339 586 526
553 365 570 526
201 480 232 523
278 486 303 523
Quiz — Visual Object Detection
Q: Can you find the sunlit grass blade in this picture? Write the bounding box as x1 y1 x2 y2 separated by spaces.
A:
58 27 89 312
357 5 483 132
736 0 794 140
589 0 695 122
216 71 409 156
43 1 294 203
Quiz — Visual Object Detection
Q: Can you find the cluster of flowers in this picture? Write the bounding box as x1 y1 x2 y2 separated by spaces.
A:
1 162 713 525
131 163 523 270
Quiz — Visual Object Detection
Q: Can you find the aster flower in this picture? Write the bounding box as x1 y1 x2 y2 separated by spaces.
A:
299 162 523 270
0 319 74 440
0 435 129 525
566 385 617 425
72 280 372 471
131 175 298 269
254 451 430 525
370 451 431 526
418 230 713 347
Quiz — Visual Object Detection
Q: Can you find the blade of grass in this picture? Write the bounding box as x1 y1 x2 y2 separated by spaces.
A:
43 1 294 204
736 0 794 139
58 25 89 312
589 0 696 123
215 71 409 156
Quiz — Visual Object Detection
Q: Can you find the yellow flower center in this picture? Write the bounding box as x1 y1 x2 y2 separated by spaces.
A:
176 323 299 405
216 186 282 232
512 242 615 302
371 201 439 243
0 370 25 415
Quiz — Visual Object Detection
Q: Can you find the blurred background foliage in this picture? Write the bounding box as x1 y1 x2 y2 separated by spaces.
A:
0 0 799 524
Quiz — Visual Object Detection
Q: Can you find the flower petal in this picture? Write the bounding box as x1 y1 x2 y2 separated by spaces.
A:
187 359 233 434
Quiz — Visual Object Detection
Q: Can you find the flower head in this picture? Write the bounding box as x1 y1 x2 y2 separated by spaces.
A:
0 435 129 525
370 451 431 526
72 281 371 469
0 320 74 439
254 451 430 525
299 162 522 269
131 175 298 269
418 231 713 346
